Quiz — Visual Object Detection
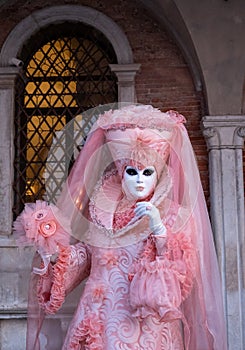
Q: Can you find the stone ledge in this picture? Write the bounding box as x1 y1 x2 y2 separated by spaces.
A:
0 309 27 319
0 236 18 247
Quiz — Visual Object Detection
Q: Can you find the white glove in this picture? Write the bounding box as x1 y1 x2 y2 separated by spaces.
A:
33 247 58 275
33 250 52 275
135 202 167 236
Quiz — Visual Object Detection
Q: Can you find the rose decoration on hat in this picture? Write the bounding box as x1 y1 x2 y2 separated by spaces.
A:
13 200 71 255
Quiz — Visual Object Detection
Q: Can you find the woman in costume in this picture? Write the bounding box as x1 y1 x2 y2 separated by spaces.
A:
14 104 227 349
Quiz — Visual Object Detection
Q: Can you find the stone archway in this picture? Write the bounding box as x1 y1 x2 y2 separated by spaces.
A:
0 5 141 102
0 5 133 66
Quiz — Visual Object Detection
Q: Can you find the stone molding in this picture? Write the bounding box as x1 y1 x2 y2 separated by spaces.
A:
0 67 21 88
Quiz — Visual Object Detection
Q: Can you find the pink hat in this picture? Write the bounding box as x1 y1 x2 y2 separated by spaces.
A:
105 127 170 177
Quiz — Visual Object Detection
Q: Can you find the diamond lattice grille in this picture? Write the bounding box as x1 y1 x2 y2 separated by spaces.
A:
13 23 117 216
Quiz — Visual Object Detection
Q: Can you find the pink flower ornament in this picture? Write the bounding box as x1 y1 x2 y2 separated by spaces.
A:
34 209 48 220
13 200 71 255
40 220 57 237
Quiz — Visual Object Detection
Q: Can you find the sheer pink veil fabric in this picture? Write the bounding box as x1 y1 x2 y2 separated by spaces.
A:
27 104 227 349
168 125 227 349
161 111 227 349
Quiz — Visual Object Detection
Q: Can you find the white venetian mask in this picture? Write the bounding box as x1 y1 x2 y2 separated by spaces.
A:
122 165 157 200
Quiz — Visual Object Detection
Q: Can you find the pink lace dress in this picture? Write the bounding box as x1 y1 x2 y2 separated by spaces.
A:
37 197 196 350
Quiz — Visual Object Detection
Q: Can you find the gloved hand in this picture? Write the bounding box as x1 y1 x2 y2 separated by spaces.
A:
33 249 52 275
134 202 167 236
33 247 59 275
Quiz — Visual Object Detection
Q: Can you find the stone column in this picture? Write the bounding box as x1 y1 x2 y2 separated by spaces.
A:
0 67 31 350
109 64 141 103
0 67 21 235
202 115 245 350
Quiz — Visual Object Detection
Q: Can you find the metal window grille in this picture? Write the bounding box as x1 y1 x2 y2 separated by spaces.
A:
13 22 118 217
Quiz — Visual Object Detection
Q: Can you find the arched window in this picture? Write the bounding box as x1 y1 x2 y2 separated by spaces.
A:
13 22 117 216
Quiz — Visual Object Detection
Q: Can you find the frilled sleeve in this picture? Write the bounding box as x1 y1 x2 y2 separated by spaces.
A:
129 231 197 322
36 242 91 314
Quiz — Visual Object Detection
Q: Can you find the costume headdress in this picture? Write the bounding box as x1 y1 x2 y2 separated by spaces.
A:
56 105 188 245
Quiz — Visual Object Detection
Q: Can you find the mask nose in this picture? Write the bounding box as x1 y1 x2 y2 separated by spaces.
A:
137 171 143 183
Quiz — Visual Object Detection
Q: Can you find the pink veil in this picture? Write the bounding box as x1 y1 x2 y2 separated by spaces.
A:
27 104 227 349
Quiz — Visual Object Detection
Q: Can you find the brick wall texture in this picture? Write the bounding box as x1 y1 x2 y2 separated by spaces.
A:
0 0 210 200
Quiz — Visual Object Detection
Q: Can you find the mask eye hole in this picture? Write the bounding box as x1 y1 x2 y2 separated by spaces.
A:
125 167 138 176
143 168 155 176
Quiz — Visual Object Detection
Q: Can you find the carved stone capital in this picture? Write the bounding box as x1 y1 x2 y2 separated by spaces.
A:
202 127 217 139
201 115 245 149
202 127 219 149
109 63 141 103
109 64 141 82
0 67 21 89
237 127 245 138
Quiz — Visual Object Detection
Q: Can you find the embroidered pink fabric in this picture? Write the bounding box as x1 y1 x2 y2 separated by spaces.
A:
129 232 197 322
18 104 227 349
